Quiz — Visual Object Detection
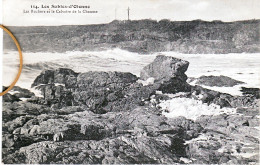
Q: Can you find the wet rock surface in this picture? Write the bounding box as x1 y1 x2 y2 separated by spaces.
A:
190 85 258 109
194 75 244 87
2 55 259 164
2 86 35 103
241 87 260 99
3 93 21 103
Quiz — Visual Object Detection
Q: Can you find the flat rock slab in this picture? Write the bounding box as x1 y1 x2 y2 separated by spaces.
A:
195 75 244 87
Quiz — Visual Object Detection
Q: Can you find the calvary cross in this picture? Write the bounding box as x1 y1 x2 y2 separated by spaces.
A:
127 7 130 21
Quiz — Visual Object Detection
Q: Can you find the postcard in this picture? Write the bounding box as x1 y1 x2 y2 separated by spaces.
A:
1 0 260 164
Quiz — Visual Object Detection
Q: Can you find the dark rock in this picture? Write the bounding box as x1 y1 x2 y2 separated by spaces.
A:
140 55 191 94
3 115 34 133
191 85 220 104
35 70 156 113
12 86 35 98
2 102 51 122
103 83 157 112
212 93 258 109
54 68 78 84
185 134 243 164
195 75 244 87
4 105 200 164
2 133 37 153
31 70 54 87
56 106 85 115
77 71 137 88
196 114 260 142
222 95 257 108
65 75 78 88
2 106 204 164
240 87 260 99
30 55 192 112
189 113 260 164
2 134 15 148
140 55 189 82
2 97 258 164
26 96 46 104
3 135 179 164
190 85 258 108
158 77 191 93
3 93 20 102
35 84 75 107
31 68 78 87
3 86 35 99
74 71 139 112
167 116 203 140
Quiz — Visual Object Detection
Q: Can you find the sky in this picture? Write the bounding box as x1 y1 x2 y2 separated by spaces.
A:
2 0 260 26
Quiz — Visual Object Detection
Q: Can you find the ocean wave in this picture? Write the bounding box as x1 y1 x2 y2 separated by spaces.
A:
160 97 236 120
3 49 260 96
23 62 70 71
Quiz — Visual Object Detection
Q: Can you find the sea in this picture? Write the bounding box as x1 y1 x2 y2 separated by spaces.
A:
3 48 260 94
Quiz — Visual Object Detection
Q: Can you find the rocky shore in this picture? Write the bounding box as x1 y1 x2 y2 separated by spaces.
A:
2 55 259 164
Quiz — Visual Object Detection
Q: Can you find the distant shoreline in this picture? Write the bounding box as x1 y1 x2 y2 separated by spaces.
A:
3 19 260 54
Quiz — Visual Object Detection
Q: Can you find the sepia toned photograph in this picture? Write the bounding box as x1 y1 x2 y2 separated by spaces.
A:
1 0 260 164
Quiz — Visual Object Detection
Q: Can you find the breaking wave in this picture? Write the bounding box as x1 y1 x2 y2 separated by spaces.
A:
3 48 260 95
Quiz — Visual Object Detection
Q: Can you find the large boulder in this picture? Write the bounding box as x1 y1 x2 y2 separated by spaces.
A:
140 55 191 94
34 70 156 113
31 68 78 87
140 55 189 82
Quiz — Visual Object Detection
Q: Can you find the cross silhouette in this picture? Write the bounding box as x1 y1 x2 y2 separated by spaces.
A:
127 7 130 20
